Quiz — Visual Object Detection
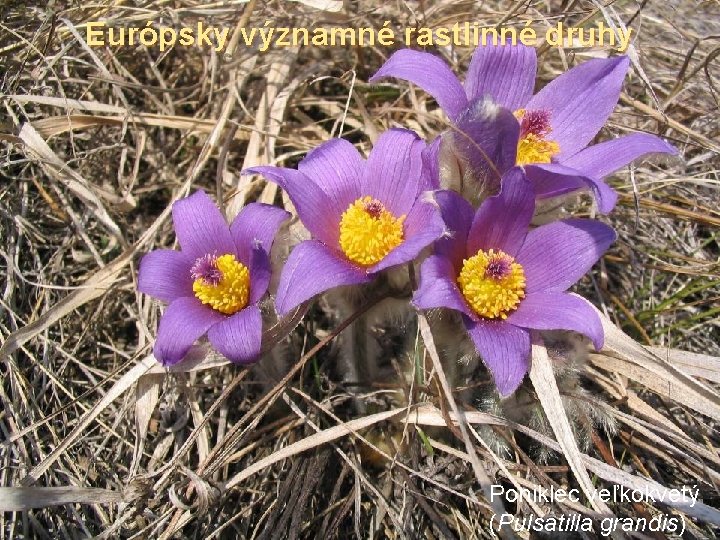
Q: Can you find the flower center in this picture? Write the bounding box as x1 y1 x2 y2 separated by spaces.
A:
514 109 560 166
457 249 526 319
191 253 250 315
339 196 405 266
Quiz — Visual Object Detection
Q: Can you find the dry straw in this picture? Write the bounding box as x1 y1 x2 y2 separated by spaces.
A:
1 0 719 538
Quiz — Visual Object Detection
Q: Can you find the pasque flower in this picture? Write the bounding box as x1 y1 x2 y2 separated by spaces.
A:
244 128 446 315
371 43 676 212
413 168 615 396
138 191 289 365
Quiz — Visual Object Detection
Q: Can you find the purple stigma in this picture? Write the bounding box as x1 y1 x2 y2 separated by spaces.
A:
520 109 552 138
485 256 513 280
191 253 222 285
364 199 385 218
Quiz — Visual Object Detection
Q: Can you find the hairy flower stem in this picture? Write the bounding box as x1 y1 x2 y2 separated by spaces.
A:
342 310 374 406
184 293 387 485
326 269 413 414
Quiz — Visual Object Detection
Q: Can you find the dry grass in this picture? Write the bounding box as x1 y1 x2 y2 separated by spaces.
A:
1 0 719 538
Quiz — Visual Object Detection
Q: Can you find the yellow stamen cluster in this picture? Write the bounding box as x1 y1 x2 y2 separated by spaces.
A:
513 109 560 166
339 196 405 266
193 254 250 315
516 134 561 165
457 249 526 319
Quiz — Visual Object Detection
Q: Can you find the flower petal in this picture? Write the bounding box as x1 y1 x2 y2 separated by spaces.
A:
249 246 271 304
298 138 363 212
138 249 193 303
154 297 224 365
370 194 445 273
467 167 534 257
507 292 604 350
421 136 442 190
525 163 618 214
527 56 630 158
230 203 290 266
370 49 469 120
363 128 426 216
275 240 371 315
413 255 474 318
562 133 678 180
207 305 262 364
434 189 474 267
464 317 530 396
516 219 616 293
243 166 340 246
524 163 586 198
451 98 520 182
172 191 236 259
464 42 537 110
585 177 618 214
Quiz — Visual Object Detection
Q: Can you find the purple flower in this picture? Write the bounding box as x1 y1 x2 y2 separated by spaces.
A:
412 168 615 396
371 43 677 213
138 191 289 365
244 129 446 316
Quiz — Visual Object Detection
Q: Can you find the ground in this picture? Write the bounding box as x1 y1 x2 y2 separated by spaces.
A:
1 0 719 538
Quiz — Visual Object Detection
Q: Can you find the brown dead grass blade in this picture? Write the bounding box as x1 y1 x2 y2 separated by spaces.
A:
18 122 123 242
411 405 720 525
0 487 125 511
529 343 613 515
0 248 134 362
25 114 251 141
648 346 720 384
596 308 720 423
19 355 157 486
224 408 405 490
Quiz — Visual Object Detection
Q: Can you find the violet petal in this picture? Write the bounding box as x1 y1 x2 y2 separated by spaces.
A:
370 49 469 120
526 163 618 214
463 317 531 396
467 167 534 257
249 246 271 304
370 194 445 273
434 190 474 269
524 163 586 198
464 41 537 110
172 191 236 259
243 166 340 247
452 98 520 181
275 240 371 315
363 128 426 216
138 249 194 303
562 132 678 180
413 255 475 318
207 305 263 364
230 203 290 266
516 219 616 294
298 138 363 213
154 297 224 365
507 291 604 351
421 136 442 190
527 56 630 158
